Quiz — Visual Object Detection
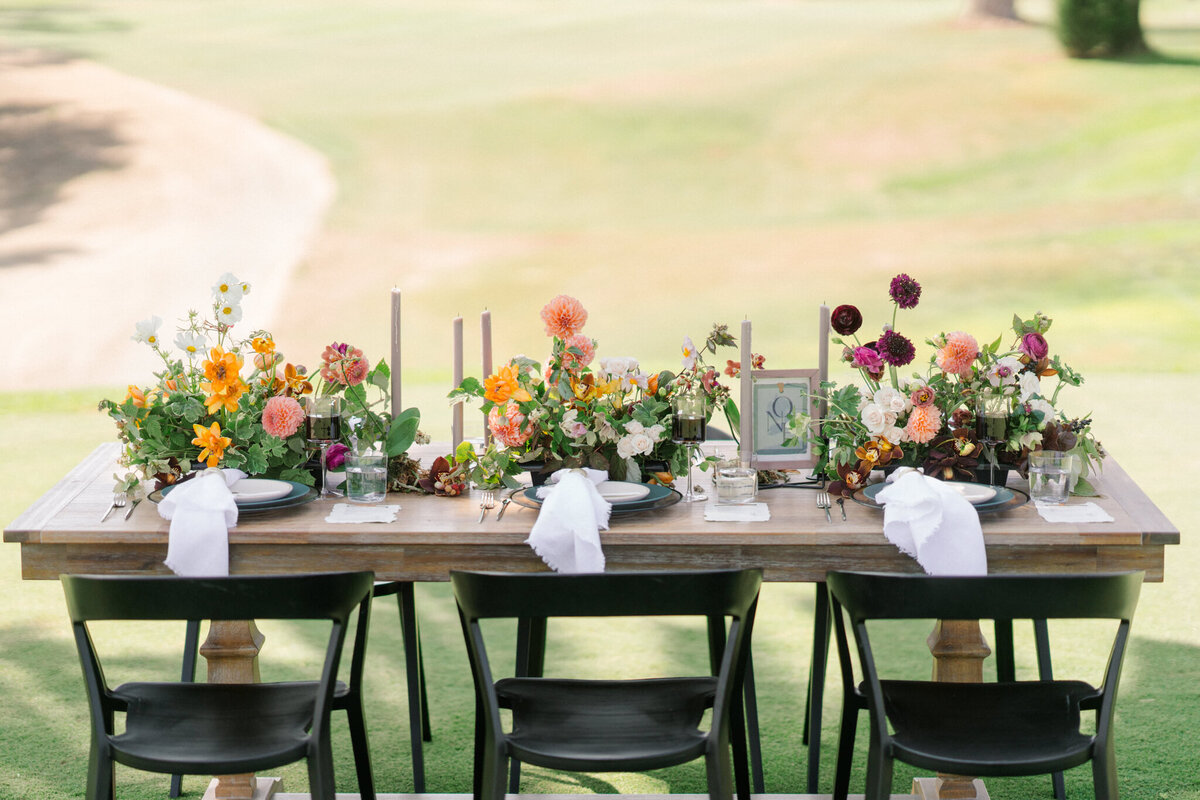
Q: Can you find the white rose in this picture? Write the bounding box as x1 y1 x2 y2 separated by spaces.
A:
646 424 666 441
1027 398 1056 426
860 403 888 435
624 419 645 435
630 432 654 456
881 425 907 444
874 386 909 414
1018 372 1041 403
616 435 637 460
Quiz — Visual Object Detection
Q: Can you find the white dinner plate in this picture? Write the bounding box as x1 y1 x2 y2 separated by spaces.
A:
230 478 294 504
944 482 998 505
596 481 652 503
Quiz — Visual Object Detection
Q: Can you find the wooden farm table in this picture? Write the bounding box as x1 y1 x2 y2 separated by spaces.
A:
5 443 1179 800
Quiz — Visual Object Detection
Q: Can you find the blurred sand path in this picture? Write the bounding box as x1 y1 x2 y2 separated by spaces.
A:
0 47 333 392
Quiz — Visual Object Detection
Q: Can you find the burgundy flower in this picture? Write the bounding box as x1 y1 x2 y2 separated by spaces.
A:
889 273 922 309
831 304 863 336
877 330 916 367
1020 332 1049 361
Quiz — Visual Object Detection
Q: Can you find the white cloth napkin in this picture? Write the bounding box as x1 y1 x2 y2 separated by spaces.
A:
160 468 245 577
1036 502 1115 523
326 503 402 523
875 470 987 575
705 502 771 522
526 468 612 573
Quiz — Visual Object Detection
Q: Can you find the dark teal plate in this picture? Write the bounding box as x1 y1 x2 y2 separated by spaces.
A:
513 482 680 515
853 482 1028 515
150 480 318 514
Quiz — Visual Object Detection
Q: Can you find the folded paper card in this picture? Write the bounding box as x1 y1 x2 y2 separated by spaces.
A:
1036 501 1114 524
326 503 402 524
704 502 770 522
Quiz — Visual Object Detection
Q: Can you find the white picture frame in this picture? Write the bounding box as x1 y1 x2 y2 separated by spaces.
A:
749 368 820 469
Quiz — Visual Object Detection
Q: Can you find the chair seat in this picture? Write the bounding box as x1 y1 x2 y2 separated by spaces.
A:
880 679 1099 775
110 681 320 774
495 676 717 772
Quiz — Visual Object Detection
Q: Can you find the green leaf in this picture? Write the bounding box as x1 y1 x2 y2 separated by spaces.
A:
1072 476 1098 497
723 397 740 430
448 377 483 398
988 334 1004 354
386 411 421 457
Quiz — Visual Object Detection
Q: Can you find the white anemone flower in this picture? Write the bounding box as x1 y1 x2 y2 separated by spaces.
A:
175 331 206 359
212 273 246 303
680 336 699 371
132 316 163 347
1018 371 1041 403
216 301 243 325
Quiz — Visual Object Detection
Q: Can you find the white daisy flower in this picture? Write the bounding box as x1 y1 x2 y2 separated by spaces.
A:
216 301 243 325
175 331 206 359
212 273 247 304
132 316 163 347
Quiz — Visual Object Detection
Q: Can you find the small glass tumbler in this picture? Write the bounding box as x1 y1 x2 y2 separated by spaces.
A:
1028 450 1073 505
345 447 388 504
714 464 758 505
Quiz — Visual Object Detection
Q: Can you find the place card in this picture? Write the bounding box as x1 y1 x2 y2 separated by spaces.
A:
325 503 402 524
1035 502 1114 524
704 502 770 522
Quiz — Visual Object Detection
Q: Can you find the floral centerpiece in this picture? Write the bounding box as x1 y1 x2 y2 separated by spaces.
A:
100 274 423 495
795 274 1103 497
449 295 740 488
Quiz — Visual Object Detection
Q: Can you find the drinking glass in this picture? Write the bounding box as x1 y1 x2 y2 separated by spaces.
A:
714 462 757 505
1028 450 1073 505
305 395 342 497
975 390 1009 485
671 390 707 502
345 447 388 503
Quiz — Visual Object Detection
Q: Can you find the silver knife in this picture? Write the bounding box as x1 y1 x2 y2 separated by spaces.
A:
123 499 141 520
495 496 511 521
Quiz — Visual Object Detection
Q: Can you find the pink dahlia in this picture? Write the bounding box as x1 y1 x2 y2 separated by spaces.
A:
904 404 942 445
488 402 535 448
561 334 596 372
540 295 588 339
262 395 305 438
935 331 979 376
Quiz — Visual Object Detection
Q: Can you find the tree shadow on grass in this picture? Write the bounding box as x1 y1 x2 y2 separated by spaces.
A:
0 101 128 241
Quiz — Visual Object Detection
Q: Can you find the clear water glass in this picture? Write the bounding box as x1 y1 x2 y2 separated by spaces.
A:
346 448 388 503
1028 450 1073 505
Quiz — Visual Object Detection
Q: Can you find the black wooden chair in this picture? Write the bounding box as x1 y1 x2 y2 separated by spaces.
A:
171 579 429 798
452 569 762 800
62 572 375 800
826 570 1143 800
804 582 1063 797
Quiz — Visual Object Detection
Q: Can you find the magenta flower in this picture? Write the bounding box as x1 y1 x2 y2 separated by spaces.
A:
851 346 884 372
889 273 921 309
1020 332 1049 361
877 330 916 366
325 443 349 471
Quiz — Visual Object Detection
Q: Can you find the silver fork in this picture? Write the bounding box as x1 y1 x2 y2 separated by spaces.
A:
100 492 126 522
817 491 832 523
478 490 496 523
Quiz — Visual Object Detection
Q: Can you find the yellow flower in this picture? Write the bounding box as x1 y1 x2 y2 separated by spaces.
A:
191 422 232 468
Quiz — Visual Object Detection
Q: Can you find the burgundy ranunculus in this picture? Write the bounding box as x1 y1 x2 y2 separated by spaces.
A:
831 304 863 336
877 330 916 367
325 443 349 471
1020 332 1049 361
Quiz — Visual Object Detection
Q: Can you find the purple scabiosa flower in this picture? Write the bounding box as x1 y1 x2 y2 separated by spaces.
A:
889 273 921 309
877 330 916 366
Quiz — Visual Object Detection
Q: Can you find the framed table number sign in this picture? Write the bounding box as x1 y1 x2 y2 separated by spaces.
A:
750 368 820 469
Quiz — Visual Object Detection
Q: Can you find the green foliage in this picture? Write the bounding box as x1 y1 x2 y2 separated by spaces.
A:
1057 0 1145 57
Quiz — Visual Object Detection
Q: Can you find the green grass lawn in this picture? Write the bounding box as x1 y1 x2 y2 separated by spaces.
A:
2 0 1199 797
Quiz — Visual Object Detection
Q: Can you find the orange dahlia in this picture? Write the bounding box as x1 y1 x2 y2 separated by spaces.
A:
191 422 232 467
904 405 943 445
935 331 979 377
540 295 588 339
484 363 531 404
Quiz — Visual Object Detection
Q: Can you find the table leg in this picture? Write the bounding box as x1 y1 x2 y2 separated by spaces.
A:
199 620 280 800
910 620 992 800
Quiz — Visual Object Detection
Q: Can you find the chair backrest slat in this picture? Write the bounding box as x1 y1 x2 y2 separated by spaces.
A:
828 571 1143 624
451 569 761 621
62 573 374 624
